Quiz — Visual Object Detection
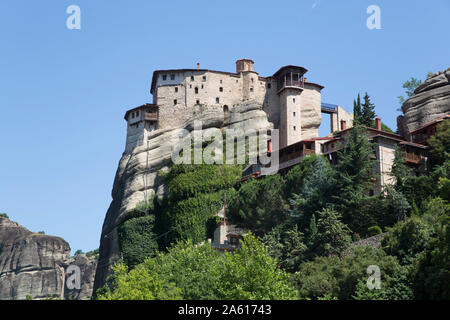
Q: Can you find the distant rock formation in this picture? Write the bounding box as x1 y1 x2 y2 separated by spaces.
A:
93 100 273 292
0 216 97 300
398 68 450 139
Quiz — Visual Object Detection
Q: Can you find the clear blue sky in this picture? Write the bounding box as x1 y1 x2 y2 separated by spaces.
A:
0 0 449 253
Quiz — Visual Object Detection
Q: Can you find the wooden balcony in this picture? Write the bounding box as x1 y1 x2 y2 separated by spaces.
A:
145 112 158 121
405 152 421 164
278 79 304 93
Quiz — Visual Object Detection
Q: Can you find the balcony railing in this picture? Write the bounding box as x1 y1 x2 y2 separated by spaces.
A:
278 79 304 92
405 152 421 164
145 112 158 121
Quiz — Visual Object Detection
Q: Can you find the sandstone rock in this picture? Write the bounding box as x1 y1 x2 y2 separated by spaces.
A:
93 100 273 292
0 217 97 300
398 69 450 139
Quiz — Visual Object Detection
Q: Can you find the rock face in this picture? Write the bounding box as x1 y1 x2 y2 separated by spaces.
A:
398 68 450 139
93 100 273 292
0 217 97 300
64 254 98 300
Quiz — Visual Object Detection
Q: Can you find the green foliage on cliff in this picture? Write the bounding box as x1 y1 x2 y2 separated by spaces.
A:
157 164 241 247
118 214 159 268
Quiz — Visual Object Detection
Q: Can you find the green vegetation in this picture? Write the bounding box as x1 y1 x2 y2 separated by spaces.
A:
428 119 450 167
99 114 450 300
97 234 297 300
0 213 8 219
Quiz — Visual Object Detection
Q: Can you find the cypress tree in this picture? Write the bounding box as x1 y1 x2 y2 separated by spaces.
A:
353 94 362 125
361 92 376 127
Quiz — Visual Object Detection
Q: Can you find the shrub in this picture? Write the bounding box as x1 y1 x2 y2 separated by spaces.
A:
368 226 382 236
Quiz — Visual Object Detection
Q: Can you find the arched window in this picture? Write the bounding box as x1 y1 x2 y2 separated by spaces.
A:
223 105 229 116
195 87 199 94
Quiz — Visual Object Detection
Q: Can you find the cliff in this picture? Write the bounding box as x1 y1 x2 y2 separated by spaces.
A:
0 216 97 300
398 68 450 139
93 100 274 292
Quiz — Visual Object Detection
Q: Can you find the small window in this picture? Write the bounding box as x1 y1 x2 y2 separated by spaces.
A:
195 87 199 94
190 84 192 88
162 75 167 81
293 98 296 103
251 78 254 83
191 76 194 81
170 74 175 80
196 100 200 105
293 112 296 117
236 80 238 83
216 97 220 104
250 87 254 92
174 99 177 105
131 112 135 119
202 76 206 81
201 84 204 89
175 87 178 93
267 83 271 89
220 80 223 84
136 111 139 117
219 87 223 92
293 126 296 131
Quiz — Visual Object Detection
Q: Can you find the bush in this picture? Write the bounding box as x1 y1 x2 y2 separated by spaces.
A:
368 226 382 236
0 213 8 219
293 247 402 300
228 174 289 234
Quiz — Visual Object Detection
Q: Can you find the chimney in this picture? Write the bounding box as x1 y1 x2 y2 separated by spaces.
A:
340 120 347 131
197 63 200 70
376 117 382 131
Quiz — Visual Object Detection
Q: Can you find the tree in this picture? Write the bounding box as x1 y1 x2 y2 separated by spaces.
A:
428 119 450 168
74 249 83 256
263 221 308 272
290 156 334 226
96 261 182 300
284 154 319 198
331 125 376 228
390 147 413 194
293 247 401 300
353 94 362 124
228 174 289 234
361 92 376 127
413 219 450 300
397 77 423 106
382 217 432 265
313 208 352 257
217 233 298 300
